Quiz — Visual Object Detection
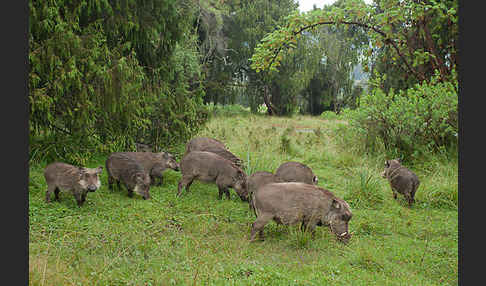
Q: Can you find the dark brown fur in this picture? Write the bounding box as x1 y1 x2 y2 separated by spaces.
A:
105 153 151 199
177 151 248 201
114 152 180 186
185 137 243 167
44 162 103 206
250 182 352 243
275 161 318 185
185 137 227 152
247 171 283 216
381 159 420 207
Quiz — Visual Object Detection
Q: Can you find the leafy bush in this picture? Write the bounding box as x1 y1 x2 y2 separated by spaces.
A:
348 72 458 158
28 0 208 165
320 111 340 120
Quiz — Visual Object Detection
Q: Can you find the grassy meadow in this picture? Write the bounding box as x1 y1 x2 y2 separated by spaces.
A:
29 110 458 285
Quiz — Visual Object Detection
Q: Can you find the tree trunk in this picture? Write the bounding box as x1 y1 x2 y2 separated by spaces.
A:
263 85 278 116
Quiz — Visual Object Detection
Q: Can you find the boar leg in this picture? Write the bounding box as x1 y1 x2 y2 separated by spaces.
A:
73 192 84 206
54 187 60 201
156 175 163 186
107 175 114 190
406 193 414 207
217 186 230 200
177 176 194 197
127 188 134 198
45 185 56 203
250 213 273 241
217 186 228 200
150 174 162 186
80 192 87 204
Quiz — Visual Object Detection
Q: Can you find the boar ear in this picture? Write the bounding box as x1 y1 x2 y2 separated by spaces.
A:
96 166 103 174
313 176 318 184
395 158 401 163
385 160 390 168
331 199 341 209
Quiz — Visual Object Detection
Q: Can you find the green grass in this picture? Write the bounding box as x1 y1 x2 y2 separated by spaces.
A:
29 113 458 285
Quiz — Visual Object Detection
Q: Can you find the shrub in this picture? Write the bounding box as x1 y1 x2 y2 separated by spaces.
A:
343 169 384 209
348 72 458 158
320 110 340 120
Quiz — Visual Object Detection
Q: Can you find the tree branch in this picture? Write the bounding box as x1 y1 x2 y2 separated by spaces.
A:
268 20 425 82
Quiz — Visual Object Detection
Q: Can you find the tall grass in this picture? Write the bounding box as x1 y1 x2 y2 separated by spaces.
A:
29 110 458 285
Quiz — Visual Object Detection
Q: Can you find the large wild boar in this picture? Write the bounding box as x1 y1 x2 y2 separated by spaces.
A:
115 152 180 186
275 161 318 185
250 182 352 243
177 151 248 201
44 162 103 206
247 171 283 215
185 137 243 167
105 153 151 199
381 158 420 207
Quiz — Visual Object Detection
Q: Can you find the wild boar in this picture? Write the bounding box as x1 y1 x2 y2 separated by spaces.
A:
275 161 318 185
381 158 420 207
250 182 352 243
185 137 243 167
115 151 180 186
185 137 228 152
177 151 248 201
44 162 103 206
105 153 151 199
135 142 153 152
247 171 283 216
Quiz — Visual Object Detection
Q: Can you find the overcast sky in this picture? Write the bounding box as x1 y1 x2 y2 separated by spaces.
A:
297 0 372 12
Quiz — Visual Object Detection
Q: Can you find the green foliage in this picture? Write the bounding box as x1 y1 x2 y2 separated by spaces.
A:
29 0 207 164
343 169 384 209
206 103 251 118
320 111 340 120
250 0 458 89
222 0 301 115
348 72 458 158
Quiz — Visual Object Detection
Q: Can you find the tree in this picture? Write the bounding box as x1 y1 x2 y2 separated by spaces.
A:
250 0 458 89
29 0 207 163
222 0 299 114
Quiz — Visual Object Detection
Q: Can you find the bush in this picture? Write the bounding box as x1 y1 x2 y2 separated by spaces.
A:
320 111 340 120
349 72 458 158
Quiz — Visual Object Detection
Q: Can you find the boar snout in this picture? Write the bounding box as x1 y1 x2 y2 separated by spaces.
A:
330 223 349 242
337 232 352 244
87 185 98 192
